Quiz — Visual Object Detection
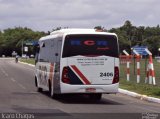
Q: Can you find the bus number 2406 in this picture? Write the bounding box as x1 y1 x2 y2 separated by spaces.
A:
100 72 113 77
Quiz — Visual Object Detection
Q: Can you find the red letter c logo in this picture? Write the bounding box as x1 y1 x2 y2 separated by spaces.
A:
84 40 95 46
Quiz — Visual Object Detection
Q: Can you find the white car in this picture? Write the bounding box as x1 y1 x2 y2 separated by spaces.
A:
30 54 35 58
22 54 27 58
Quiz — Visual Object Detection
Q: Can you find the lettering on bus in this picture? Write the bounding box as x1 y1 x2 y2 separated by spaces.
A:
100 72 113 77
76 58 107 66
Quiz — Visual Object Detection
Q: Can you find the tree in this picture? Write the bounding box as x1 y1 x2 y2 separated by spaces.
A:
143 36 160 56
108 20 160 56
0 27 46 56
109 28 130 52
94 26 107 31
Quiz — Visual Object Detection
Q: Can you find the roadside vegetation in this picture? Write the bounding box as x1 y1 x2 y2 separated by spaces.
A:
120 80 160 98
0 20 160 57
0 27 46 56
120 59 160 98
20 58 35 65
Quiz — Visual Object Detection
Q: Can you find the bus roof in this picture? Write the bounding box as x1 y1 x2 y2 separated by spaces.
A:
50 28 116 35
50 29 96 35
39 28 117 41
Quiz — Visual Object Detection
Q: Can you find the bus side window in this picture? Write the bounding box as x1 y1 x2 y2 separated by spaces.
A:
38 41 49 62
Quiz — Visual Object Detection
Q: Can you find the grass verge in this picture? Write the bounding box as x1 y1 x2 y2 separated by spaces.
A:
120 59 160 98
20 58 35 65
120 80 160 98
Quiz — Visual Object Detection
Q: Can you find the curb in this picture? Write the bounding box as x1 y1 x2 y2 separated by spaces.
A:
19 61 35 67
119 88 160 104
19 61 160 104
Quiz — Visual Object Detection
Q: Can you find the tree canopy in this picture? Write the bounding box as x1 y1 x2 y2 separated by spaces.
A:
108 20 160 56
0 27 46 56
1 22 160 56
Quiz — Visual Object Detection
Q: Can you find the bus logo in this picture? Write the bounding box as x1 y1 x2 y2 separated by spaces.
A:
70 40 108 46
84 40 95 46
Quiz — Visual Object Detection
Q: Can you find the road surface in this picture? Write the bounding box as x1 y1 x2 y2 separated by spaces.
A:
0 58 159 119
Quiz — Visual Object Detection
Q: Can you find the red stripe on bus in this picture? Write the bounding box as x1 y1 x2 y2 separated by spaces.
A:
71 65 91 85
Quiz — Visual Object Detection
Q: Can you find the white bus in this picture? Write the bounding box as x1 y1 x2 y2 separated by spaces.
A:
35 29 119 100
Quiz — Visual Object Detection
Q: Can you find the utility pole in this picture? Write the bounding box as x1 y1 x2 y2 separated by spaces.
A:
22 40 23 56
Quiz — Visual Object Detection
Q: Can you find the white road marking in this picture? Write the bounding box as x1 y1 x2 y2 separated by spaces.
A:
5 73 9 77
22 67 35 72
10 77 26 90
1 64 26 90
1 69 5 72
1 70 9 77
7 60 35 72
18 83 26 90
16 63 34 72
10 78 16 82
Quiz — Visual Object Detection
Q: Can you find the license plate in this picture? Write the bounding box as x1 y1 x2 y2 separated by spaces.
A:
85 88 96 93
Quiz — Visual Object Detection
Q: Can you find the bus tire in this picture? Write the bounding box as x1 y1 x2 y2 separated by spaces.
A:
35 76 43 92
35 76 38 87
89 93 102 101
49 80 56 98
37 87 43 92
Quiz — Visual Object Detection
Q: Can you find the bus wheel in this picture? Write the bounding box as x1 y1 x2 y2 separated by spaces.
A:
49 80 57 98
35 76 38 87
35 76 43 92
37 87 43 92
89 94 102 101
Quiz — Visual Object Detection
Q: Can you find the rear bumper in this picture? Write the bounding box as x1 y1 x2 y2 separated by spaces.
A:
60 83 119 94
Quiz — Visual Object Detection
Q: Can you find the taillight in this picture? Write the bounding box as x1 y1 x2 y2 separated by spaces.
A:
62 67 70 84
112 67 119 84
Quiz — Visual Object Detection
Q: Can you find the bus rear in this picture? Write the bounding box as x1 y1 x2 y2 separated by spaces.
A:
60 33 119 96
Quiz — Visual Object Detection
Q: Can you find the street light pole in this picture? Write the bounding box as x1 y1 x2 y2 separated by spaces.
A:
22 40 23 56
158 48 160 56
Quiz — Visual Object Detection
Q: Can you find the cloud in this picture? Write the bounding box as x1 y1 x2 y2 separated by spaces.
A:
0 0 160 31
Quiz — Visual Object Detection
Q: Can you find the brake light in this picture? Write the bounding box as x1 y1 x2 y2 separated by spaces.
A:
112 67 119 84
62 67 70 84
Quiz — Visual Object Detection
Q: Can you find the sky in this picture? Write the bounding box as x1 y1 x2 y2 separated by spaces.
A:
0 0 159 32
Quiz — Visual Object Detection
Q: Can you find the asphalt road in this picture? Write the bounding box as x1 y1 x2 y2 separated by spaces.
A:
0 58 159 119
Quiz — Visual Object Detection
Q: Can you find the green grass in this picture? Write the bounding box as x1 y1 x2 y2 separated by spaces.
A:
120 58 160 98
20 58 35 65
20 58 160 98
120 80 160 98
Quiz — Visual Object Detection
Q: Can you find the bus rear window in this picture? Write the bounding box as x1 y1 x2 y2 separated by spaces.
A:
62 34 119 58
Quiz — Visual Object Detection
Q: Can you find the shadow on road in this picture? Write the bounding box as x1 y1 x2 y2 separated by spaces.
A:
41 91 123 105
